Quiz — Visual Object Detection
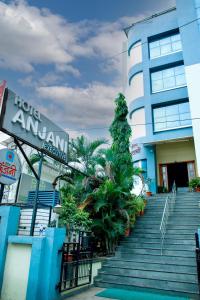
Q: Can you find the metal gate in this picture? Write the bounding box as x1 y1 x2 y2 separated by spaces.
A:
58 231 93 292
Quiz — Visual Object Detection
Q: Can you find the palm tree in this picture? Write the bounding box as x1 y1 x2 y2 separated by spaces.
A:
69 135 107 174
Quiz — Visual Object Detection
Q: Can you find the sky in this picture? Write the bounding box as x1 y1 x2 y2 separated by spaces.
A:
0 0 175 141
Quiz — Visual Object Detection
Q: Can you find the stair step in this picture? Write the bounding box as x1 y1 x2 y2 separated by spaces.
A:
103 260 196 274
100 267 197 283
167 225 199 230
167 228 197 234
116 248 195 257
95 274 199 295
111 254 196 266
124 237 195 244
94 192 200 297
120 242 195 251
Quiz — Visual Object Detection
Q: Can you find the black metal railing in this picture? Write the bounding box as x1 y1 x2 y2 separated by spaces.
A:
58 231 93 292
195 232 200 294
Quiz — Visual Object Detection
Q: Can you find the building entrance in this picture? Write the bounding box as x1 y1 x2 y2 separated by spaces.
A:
160 161 195 192
167 162 188 191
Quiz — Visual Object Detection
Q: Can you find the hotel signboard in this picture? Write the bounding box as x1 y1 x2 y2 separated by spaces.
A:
0 87 69 164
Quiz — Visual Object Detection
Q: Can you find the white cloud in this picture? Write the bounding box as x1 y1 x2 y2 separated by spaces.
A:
0 0 88 72
0 0 145 78
36 82 120 129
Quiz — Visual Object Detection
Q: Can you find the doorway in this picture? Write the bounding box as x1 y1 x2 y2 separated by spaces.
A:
160 161 195 192
167 162 188 191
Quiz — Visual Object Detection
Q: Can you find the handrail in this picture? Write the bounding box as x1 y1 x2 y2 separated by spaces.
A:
160 181 176 255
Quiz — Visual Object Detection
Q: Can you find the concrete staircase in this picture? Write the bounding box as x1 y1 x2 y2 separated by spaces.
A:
94 193 200 298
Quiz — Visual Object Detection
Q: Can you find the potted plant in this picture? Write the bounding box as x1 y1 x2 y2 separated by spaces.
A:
189 177 200 192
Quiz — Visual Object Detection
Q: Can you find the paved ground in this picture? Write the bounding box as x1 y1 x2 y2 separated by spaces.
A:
65 287 115 300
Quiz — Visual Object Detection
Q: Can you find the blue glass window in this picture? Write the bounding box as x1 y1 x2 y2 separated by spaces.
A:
153 102 191 132
151 65 186 93
149 33 182 59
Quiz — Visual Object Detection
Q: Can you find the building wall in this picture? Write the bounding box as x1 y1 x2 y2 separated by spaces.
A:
1 243 32 300
175 0 200 176
156 140 197 184
125 5 198 192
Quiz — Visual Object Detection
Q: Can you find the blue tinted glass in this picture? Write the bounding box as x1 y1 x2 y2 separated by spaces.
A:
160 37 171 45
180 113 192 126
154 107 165 118
152 80 163 92
175 74 186 86
172 40 182 51
166 120 180 128
153 102 191 132
150 41 160 48
163 77 175 89
179 102 189 113
166 104 179 116
151 71 162 80
162 68 174 78
171 34 180 42
149 33 182 59
161 44 172 55
154 117 166 131
174 65 184 75
150 47 160 58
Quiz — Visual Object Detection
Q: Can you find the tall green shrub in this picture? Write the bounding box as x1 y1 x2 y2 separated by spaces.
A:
109 93 134 191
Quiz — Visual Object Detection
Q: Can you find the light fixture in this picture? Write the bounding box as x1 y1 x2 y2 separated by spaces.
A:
53 204 62 214
53 204 62 228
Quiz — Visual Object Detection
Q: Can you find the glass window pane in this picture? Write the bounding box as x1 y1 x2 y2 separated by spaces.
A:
150 41 160 48
153 102 191 132
166 114 179 122
161 44 172 55
163 68 174 78
151 71 162 80
180 113 192 126
149 33 182 59
166 120 180 128
174 65 184 75
172 41 182 51
154 117 166 131
150 47 161 58
179 102 189 113
152 79 163 92
160 37 171 45
154 107 166 118
166 104 179 116
171 34 180 42
175 74 186 86
163 77 175 89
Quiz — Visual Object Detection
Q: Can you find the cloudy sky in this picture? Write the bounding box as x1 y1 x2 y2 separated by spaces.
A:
0 0 175 140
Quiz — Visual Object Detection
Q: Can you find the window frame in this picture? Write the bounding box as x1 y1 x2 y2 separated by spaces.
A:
149 32 182 60
151 64 187 94
153 101 192 133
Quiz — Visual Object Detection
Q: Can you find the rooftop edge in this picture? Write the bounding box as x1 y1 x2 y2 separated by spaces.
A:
124 6 176 37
